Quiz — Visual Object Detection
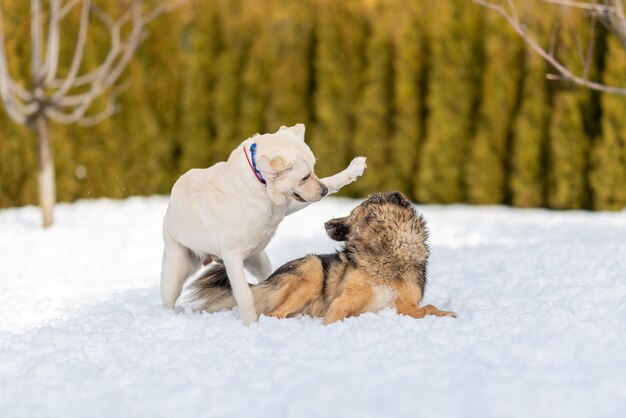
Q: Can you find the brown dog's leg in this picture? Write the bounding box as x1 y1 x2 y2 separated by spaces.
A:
396 298 457 319
267 258 323 318
323 272 374 325
267 282 318 318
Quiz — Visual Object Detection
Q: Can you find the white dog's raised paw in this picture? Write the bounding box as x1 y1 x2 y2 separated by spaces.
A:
346 157 367 181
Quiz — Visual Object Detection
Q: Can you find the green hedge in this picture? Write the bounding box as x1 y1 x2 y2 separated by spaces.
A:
1 0 625 210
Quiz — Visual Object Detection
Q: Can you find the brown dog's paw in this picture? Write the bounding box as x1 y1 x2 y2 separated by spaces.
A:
323 311 346 325
267 307 291 319
422 304 457 318
438 310 457 318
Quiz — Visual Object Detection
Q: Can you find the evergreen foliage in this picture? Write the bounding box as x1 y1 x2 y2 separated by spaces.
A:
509 8 553 208
263 0 315 132
0 1 36 207
417 1 483 203
177 1 220 173
466 13 523 204
312 0 366 182
390 1 428 200
591 35 626 210
0 0 624 210
547 12 594 209
352 0 393 195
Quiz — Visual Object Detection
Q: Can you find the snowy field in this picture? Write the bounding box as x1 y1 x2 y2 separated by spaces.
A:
1 196 625 418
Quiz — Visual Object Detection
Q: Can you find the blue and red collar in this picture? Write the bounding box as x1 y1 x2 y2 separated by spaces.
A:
243 143 267 185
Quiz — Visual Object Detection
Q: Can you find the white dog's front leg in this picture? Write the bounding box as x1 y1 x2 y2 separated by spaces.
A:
244 251 272 283
322 156 367 194
222 252 258 325
286 157 367 215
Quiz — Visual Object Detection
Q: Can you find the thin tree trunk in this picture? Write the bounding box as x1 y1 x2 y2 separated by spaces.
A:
35 114 56 227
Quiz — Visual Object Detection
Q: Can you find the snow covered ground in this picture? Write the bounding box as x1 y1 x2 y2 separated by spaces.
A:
1 196 625 418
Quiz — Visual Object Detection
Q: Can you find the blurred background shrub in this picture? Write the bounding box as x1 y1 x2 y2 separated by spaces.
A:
1 0 625 210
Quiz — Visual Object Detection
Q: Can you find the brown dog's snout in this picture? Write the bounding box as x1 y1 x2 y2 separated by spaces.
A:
321 185 328 197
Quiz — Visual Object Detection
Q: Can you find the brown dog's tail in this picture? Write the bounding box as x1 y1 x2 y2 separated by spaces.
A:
188 263 238 312
190 261 305 315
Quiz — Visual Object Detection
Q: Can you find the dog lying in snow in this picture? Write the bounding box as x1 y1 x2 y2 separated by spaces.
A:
161 123 366 324
189 192 457 324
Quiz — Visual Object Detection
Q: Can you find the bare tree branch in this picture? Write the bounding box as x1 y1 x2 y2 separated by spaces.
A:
474 0 626 95
8 80 34 102
505 0 519 21
53 0 185 124
51 0 91 96
139 0 184 26
605 0 626 49
42 0 61 85
51 1 143 123
0 0 185 228
59 0 81 18
549 21 560 58
31 0 43 86
50 78 130 125
0 6 28 123
1 0 186 126
583 15 597 80
545 0 609 12
76 81 128 127
49 2 126 90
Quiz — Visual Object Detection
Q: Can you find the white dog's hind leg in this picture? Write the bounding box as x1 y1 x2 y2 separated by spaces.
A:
244 251 272 283
160 232 200 309
222 252 258 325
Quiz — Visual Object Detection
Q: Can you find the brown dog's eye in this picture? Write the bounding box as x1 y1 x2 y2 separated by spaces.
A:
300 173 311 184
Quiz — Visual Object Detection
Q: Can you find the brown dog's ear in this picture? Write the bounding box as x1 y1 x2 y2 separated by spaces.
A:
324 217 351 241
256 155 293 179
387 191 412 208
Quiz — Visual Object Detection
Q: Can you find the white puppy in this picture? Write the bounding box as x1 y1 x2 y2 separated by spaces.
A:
161 124 366 324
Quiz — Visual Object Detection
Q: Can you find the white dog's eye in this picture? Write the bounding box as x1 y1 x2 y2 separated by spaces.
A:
300 173 311 184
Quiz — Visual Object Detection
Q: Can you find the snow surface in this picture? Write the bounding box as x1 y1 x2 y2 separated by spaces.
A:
1 196 625 418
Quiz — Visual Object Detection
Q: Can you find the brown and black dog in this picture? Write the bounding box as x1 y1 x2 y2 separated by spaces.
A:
189 192 456 324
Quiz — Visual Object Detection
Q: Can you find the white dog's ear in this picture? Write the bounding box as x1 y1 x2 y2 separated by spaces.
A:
279 123 305 141
256 155 293 179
